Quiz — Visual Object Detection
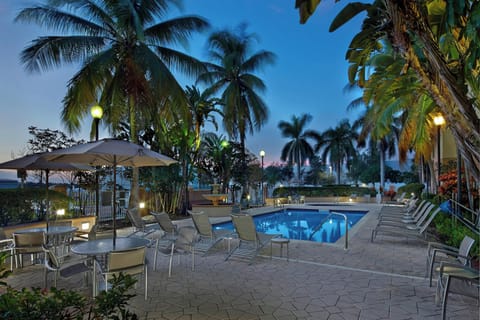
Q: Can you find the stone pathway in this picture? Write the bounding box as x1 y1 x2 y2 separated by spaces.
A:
4 203 479 319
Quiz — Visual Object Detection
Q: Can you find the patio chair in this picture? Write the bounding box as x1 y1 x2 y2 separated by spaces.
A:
149 225 197 277
426 235 475 286
0 239 14 271
13 231 46 268
371 206 441 242
435 262 480 320
126 208 159 238
150 211 182 274
42 244 90 288
189 210 235 255
225 214 280 264
88 224 114 240
96 246 148 300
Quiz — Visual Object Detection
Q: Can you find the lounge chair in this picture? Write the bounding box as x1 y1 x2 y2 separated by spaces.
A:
435 262 480 320
426 235 475 286
225 214 280 264
378 199 424 220
377 202 434 227
189 210 235 255
126 208 159 238
371 206 441 242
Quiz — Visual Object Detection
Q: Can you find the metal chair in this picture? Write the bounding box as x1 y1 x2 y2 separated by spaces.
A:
0 238 14 271
189 210 234 255
435 262 480 320
96 247 148 300
426 235 475 286
225 214 280 264
126 208 158 237
42 244 90 288
13 231 45 268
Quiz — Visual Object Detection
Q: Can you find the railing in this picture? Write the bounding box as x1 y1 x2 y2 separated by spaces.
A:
309 210 349 250
449 197 480 236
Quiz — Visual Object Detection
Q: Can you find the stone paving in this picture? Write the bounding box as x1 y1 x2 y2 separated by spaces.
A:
4 203 479 319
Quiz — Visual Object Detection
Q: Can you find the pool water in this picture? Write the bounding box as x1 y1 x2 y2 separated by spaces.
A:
213 209 367 243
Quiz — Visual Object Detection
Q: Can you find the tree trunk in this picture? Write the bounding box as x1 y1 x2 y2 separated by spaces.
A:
379 142 385 190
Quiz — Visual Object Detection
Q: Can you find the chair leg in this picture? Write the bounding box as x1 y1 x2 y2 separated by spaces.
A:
168 243 174 277
153 239 159 271
441 275 451 320
144 266 148 300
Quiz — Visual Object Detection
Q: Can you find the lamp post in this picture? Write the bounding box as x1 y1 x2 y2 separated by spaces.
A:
434 114 445 193
90 105 103 217
260 150 265 206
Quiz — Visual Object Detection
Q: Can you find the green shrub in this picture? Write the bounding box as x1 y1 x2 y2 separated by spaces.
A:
0 188 71 226
433 213 479 257
397 183 424 199
0 252 138 319
272 186 375 197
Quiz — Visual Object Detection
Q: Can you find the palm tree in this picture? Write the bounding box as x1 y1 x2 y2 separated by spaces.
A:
317 119 358 184
185 85 223 151
278 114 321 185
197 23 276 198
16 0 210 207
295 0 480 184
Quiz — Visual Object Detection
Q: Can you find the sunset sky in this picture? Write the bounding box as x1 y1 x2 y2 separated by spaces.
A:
0 0 365 179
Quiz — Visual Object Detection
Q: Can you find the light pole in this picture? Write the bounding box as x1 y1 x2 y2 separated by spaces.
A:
90 105 103 218
260 150 265 206
434 114 445 193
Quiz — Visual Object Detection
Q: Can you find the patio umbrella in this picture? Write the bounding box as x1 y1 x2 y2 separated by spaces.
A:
0 152 93 229
43 138 177 246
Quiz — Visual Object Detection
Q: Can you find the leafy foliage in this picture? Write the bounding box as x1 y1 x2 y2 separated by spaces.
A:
0 252 138 320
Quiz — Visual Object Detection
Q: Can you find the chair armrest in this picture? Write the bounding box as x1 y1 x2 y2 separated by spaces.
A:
428 242 459 254
432 248 470 261
439 261 480 279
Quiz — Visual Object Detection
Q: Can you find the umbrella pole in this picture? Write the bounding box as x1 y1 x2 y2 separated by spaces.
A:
45 169 50 232
113 158 117 247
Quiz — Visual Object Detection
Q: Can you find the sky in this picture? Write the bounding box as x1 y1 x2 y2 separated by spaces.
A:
0 0 365 180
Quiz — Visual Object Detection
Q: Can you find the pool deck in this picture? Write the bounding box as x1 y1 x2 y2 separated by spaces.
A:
5 203 479 319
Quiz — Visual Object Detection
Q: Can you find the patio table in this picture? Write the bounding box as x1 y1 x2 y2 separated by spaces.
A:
71 237 151 296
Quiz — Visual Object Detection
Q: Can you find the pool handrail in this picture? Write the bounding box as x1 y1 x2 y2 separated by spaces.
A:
309 210 348 250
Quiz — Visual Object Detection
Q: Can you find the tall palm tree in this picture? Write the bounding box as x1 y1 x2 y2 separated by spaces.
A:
197 23 276 197
278 114 321 185
16 0 210 207
317 119 358 184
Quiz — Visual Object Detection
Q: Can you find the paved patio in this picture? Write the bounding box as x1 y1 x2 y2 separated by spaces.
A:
5 203 479 319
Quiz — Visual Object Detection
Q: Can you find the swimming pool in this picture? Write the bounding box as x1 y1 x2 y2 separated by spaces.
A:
213 209 367 243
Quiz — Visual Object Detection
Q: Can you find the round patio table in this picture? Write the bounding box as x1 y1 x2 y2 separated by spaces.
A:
71 237 151 296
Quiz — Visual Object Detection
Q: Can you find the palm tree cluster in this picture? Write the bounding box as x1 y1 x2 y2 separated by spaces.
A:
278 114 359 186
16 1 275 213
295 0 480 204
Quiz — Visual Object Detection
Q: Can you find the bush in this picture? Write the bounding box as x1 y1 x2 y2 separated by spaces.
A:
272 186 375 197
432 213 480 258
0 252 138 319
0 188 71 226
397 183 424 199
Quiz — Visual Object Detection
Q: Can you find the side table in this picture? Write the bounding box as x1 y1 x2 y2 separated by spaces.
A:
271 237 290 261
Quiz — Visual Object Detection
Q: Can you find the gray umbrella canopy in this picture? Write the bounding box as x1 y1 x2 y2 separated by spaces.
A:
0 152 94 228
44 138 177 246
